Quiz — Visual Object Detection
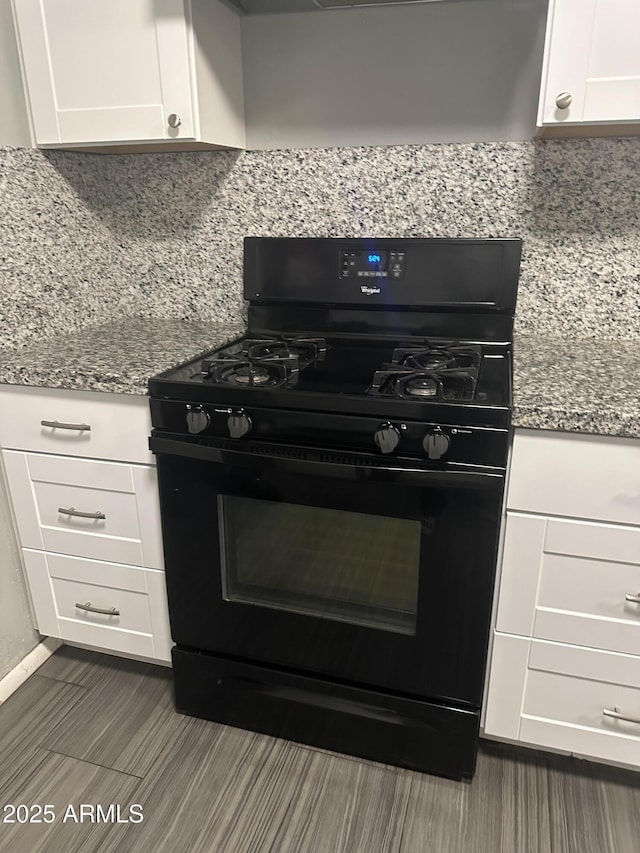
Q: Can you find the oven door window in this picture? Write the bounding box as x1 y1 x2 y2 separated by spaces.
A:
219 495 420 635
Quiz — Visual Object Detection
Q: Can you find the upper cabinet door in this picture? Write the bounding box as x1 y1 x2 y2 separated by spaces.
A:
12 0 196 145
538 0 640 126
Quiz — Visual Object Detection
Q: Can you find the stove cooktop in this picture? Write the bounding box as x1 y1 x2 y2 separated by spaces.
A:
150 333 512 426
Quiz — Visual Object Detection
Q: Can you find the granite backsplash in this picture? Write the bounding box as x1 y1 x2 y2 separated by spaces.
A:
1 138 639 351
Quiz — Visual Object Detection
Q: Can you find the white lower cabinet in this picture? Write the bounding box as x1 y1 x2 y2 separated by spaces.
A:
0 387 171 664
484 429 640 770
23 550 171 662
488 635 640 770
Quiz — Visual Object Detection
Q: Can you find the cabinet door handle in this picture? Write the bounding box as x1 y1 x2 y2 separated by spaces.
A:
625 593 640 604
167 113 182 128
555 92 572 109
58 506 106 520
75 601 120 616
603 706 640 725
41 419 91 431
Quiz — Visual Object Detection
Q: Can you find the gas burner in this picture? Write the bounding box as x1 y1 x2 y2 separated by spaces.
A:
405 376 438 398
227 365 272 386
392 344 481 372
203 357 299 388
369 368 477 401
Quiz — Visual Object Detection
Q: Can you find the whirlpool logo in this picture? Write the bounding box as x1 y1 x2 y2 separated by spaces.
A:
360 285 381 295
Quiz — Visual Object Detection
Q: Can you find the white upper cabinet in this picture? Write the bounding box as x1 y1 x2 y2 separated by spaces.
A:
538 0 640 128
12 0 245 151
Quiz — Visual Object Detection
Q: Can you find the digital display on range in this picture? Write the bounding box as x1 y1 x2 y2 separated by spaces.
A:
340 249 406 280
365 252 386 268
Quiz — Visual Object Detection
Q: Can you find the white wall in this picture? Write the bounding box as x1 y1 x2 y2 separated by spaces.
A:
0 467 39 681
0 0 30 147
0 0 38 678
242 0 548 150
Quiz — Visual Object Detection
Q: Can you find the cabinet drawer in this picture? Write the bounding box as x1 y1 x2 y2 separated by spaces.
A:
23 550 171 662
535 552 640 656
3 451 163 569
520 641 640 768
497 512 640 655
0 386 152 464
508 430 640 525
36 481 140 539
52 577 152 636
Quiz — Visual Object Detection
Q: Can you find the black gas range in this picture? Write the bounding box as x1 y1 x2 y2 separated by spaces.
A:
149 237 522 780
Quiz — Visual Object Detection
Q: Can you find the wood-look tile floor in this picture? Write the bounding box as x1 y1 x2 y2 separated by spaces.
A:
1 647 639 853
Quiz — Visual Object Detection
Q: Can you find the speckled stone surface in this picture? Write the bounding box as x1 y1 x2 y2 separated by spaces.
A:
1 138 639 432
0 318 637 439
0 319 245 395
1 138 639 354
1 148 142 350
513 333 640 438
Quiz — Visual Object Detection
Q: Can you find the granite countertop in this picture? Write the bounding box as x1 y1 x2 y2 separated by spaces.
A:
0 321 638 439
0 318 246 396
512 333 640 438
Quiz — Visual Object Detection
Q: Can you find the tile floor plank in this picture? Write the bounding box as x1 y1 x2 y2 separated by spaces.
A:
36 645 110 687
547 757 640 853
105 720 413 853
393 766 467 852
495 747 552 853
268 748 412 853
100 718 307 853
0 675 86 797
395 746 550 853
42 657 187 778
596 769 640 853
0 749 140 853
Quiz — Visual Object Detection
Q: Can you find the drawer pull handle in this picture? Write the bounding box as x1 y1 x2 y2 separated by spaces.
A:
625 593 640 604
58 506 106 520
41 419 91 431
75 601 120 616
603 706 640 725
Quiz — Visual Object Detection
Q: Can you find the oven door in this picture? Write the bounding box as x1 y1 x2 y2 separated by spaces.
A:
151 435 505 707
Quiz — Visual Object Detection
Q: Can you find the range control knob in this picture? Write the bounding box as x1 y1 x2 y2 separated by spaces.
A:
186 406 210 434
423 429 450 460
374 423 400 454
228 411 252 439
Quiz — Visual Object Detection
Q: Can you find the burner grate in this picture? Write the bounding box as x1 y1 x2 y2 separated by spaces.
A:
200 335 326 387
391 343 481 372
369 367 478 401
203 356 300 388
247 336 327 363
369 341 481 401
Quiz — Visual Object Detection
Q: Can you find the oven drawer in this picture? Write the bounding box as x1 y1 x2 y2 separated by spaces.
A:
520 641 640 768
22 550 171 662
2 450 163 569
0 386 153 464
172 647 480 778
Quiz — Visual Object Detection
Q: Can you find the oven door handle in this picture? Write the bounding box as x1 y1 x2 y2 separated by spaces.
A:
149 436 503 487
